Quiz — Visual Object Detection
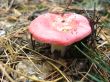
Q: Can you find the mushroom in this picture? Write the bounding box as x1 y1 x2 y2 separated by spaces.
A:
28 13 91 57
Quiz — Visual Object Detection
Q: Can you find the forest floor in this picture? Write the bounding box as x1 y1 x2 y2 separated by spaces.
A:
0 0 110 82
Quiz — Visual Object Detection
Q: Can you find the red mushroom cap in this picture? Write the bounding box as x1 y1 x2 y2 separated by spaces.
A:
28 13 91 46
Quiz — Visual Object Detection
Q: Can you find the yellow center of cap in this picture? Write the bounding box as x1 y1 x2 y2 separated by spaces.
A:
52 16 77 32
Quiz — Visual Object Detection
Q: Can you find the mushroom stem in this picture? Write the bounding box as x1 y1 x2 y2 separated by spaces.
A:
51 44 66 57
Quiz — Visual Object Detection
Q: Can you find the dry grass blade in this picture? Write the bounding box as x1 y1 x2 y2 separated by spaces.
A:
53 77 63 82
4 38 43 74
6 0 15 11
2 63 57 82
0 62 15 82
100 30 110 44
47 61 70 82
26 47 67 67
16 44 43 74
80 63 93 81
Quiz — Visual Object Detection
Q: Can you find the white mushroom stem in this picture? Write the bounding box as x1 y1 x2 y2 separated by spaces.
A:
51 44 66 57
